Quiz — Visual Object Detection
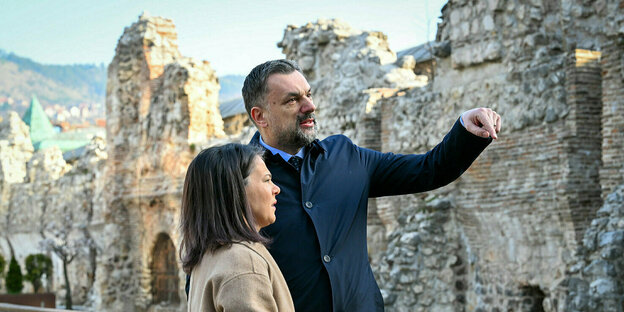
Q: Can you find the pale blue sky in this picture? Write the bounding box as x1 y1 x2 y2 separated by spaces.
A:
0 0 447 75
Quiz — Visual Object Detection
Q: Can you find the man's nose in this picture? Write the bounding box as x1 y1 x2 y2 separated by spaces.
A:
300 97 315 114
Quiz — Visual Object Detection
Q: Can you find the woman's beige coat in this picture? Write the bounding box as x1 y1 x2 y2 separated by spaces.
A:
188 241 294 311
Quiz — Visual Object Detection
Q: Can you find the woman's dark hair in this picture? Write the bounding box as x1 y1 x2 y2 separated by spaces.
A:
179 143 268 274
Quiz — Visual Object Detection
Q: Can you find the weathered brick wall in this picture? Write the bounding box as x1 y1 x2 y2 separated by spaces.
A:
456 123 582 311
600 38 624 199
564 49 603 240
446 49 601 310
371 0 614 310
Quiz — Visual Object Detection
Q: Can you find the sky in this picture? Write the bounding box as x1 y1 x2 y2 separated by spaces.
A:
0 0 447 76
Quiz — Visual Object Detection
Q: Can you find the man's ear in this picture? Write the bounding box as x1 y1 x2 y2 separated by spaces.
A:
250 106 268 128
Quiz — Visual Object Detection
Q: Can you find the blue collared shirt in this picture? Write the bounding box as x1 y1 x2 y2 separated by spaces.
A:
258 135 305 161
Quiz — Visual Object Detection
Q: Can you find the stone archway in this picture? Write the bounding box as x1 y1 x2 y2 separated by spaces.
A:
150 233 180 304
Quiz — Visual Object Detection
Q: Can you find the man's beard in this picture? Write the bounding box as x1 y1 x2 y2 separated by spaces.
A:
275 113 317 149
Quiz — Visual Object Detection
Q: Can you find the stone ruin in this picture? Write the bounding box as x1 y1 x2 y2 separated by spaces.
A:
1 1 624 311
0 13 230 311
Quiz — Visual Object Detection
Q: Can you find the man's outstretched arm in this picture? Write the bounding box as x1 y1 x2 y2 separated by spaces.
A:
366 107 501 197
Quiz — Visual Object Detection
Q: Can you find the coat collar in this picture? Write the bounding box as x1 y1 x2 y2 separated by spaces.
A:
249 131 326 158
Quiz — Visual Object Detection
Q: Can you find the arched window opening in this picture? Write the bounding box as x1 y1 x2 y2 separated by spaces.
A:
150 233 180 304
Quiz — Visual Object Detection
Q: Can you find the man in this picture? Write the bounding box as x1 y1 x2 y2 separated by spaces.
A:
188 59 500 311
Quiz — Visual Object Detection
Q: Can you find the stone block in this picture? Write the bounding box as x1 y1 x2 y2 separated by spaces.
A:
598 230 624 247
589 278 617 297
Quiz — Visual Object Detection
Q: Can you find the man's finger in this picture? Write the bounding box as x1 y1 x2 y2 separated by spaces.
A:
465 119 491 138
477 111 497 139
485 122 497 139
482 112 499 139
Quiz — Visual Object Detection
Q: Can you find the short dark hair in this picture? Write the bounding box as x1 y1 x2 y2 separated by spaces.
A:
179 143 268 274
242 59 303 122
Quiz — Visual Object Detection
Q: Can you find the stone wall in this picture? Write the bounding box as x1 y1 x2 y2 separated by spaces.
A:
0 110 106 304
558 185 624 311
275 1 623 311
0 113 34 270
2 1 624 311
379 1 621 310
380 1 620 310
0 112 32 186
278 19 426 143
222 114 251 135
100 13 224 311
0 13 225 311
0 112 34 275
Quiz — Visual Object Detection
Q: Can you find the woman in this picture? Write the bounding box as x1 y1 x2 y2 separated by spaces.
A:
179 143 294 311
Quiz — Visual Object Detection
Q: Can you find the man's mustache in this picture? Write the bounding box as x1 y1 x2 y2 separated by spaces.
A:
297 113 316 125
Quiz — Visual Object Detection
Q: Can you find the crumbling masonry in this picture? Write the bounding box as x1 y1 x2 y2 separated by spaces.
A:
1 1 623 311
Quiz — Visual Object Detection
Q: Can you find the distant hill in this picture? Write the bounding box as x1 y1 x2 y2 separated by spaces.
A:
0 50 245 120
0 50 107 114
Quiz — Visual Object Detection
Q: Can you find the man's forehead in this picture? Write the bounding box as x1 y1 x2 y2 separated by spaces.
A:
267 71 310 94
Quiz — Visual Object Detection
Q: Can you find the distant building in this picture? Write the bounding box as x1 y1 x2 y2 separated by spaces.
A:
219 97 250 135
22 95 103 156
397 42 435 82
22 95 55 147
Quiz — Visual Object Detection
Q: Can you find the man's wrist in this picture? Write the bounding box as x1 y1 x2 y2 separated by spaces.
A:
460 113 466 128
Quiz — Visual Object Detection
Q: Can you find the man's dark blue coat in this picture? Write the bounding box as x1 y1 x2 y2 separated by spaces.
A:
250 118 491 312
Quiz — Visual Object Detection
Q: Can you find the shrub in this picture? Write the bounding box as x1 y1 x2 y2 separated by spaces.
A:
25 254 53 293
6 256 24 294
0 253 6 276
0 253 5 291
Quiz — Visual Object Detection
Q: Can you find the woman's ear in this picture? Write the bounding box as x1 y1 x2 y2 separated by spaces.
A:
251 106 268 128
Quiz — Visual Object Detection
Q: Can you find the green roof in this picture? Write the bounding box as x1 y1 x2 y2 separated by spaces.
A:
20 94 96 154
35 138 91 153
22 95 54 144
